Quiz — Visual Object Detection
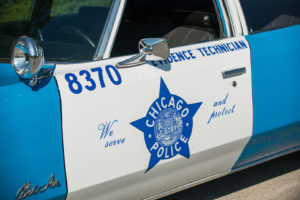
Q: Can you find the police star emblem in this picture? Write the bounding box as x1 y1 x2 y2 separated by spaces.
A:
131 78 202 172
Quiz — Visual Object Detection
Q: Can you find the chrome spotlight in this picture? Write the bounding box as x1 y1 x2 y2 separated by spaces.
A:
11 36 45 86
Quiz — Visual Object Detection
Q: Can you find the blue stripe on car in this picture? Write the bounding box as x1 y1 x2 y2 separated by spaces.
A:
234 25 300 168
0 63 67 199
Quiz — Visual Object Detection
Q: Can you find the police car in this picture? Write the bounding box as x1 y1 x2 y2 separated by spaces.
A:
0 0 299 199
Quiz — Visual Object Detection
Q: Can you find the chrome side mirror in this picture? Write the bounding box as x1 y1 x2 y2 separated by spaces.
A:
11 36 54 86
116 38 170 68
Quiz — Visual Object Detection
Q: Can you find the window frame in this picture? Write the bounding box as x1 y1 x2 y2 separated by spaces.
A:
222 0 244 37
93 0 127 61
103 0 237 59
234 0 248 35
216 0 233 37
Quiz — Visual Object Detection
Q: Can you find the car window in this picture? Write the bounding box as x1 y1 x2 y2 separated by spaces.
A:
0 0 33 23
50 0 111 17
0 0 112 63
240 0 300 33
111 0 223 57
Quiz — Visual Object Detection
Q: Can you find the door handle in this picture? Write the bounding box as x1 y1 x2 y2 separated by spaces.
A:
222 67 246 79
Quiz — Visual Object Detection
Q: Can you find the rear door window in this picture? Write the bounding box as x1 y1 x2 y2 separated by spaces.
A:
240 0 300 33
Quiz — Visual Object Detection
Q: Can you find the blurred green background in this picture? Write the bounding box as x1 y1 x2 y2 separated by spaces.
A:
0 0 111 23
0 0 32 22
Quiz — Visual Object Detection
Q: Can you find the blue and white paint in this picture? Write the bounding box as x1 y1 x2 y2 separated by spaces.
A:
54 37 253 198
131 78 202 172
0 63 67 200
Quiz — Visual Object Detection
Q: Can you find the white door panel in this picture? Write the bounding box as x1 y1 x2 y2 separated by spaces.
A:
54 36 252 199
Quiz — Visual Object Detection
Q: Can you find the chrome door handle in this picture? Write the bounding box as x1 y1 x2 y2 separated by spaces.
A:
222 67 246 79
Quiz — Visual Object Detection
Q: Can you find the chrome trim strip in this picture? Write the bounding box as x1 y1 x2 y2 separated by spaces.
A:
234 0 249 35
93 0 126 60
28 0 37 21
222 67 246 79
103 0 127 59
225 0 244 36
218 0 233 37
224 0 236 36
16 174 60 200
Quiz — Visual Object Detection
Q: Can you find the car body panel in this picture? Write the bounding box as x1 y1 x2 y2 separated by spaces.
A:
0 64 67 199
1 0 300 199
54 37 253 199
233 25 300 168
247 25 300 134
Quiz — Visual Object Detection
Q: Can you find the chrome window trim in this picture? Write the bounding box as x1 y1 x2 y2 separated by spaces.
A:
217 0 233 37
93 0 126 60
224 0 236 36
28 0 37 21
224 0 243 36
235 0 248 35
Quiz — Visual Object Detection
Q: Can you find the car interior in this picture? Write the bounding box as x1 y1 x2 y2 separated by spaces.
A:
111 0 225 57
0 0 224 62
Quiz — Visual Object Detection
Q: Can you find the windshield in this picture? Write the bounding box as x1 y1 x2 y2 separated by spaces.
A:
0 0 112 63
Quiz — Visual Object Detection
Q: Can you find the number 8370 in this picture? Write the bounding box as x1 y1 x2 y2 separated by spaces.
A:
64 65 122 94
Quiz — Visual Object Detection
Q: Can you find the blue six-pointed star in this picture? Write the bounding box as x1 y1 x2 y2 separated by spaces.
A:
131 78 202 172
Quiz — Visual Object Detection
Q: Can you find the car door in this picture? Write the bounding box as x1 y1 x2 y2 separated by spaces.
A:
233 0 300 169
54 34 253 200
